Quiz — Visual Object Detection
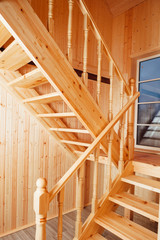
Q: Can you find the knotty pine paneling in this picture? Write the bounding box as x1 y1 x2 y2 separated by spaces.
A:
0 78 110 236
112 0 160 81
0 83 78 235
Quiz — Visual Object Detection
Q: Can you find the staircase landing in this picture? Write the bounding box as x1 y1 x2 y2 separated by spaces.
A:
134 151 160 166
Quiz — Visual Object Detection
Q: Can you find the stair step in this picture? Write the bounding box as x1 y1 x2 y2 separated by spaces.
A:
0 22 12 48
121 175 160 193
0 40 30 70
133 161 160 178
109 192 158 222
87 233 107 240
95 212 157 240
23 92 62 104
8 68 47 88
74 150 107 164
38 112 76 118
49 128 89 134
60 140 91 147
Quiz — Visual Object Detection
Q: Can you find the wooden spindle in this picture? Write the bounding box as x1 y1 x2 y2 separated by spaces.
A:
82 14 89 86
48 0 54 35
128 78 135 161
34 178 49 240
91 146 100 214
96 39 102 104
105 59 114 193
108 60 114 121
67 0 74 63
74 165 84 240
118 81 125 174
57 187 65 240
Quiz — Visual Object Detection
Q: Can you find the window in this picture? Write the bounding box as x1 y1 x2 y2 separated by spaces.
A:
135 55 160 150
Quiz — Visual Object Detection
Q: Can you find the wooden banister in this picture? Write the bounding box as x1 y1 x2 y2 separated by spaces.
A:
76 0 131 96
48 91 140 203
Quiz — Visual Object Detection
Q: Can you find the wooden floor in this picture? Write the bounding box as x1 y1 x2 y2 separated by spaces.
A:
1 205 157 240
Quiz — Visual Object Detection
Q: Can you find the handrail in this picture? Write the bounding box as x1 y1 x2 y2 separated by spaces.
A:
75 0 131 96
49 91 140 202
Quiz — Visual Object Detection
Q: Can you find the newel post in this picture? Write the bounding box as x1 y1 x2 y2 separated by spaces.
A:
34 178 49 240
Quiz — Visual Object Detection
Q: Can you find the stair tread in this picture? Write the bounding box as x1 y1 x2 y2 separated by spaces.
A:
61 139 91 147
0 22 12 48
121 174 160 193
0 40 30 70
23 92 62 103
38 112 76 118
50 127 89 134
8 68 47 88
74 150 108 164
109 192 158 222
95 212 157 240
87 233 107 240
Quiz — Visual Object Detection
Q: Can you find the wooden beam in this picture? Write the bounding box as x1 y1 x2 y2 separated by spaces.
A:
49 92 139 202
0 22 11 48
23 92 62 104
38 112 76 118
0 40 30 70
8 68 47 88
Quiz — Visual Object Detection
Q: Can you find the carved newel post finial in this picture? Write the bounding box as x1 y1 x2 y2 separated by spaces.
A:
34 178 49 240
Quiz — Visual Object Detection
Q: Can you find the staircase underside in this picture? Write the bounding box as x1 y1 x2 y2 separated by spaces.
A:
0 0 127 165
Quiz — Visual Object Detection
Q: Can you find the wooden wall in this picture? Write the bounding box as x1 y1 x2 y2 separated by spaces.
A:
0 77 110 236
112 0 160 81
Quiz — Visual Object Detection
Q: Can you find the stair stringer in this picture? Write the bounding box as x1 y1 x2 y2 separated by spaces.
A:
79 161 134 240
0 0 124 165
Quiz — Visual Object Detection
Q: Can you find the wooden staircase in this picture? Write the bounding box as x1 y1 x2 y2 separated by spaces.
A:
88 160 159 240
2 1 158 240
0 0 126 166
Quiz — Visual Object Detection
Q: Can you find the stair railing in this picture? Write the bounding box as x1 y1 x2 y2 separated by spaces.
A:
34 91 139 240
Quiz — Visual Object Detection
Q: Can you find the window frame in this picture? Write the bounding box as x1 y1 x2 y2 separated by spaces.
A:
135 54 160 151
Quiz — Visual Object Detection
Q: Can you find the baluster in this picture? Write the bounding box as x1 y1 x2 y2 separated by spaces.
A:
96 39 102 104
128 78 135 161
91 39 102 210
57 187 65 240
92 146 100 214
67 0 74 63
74 165 84 240
82 14 89 86
48 0 54 35
34 178 49 240
106 59 114 193
118 81 125 174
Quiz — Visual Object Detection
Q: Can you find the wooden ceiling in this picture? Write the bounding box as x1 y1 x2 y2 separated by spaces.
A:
106 0 145 16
